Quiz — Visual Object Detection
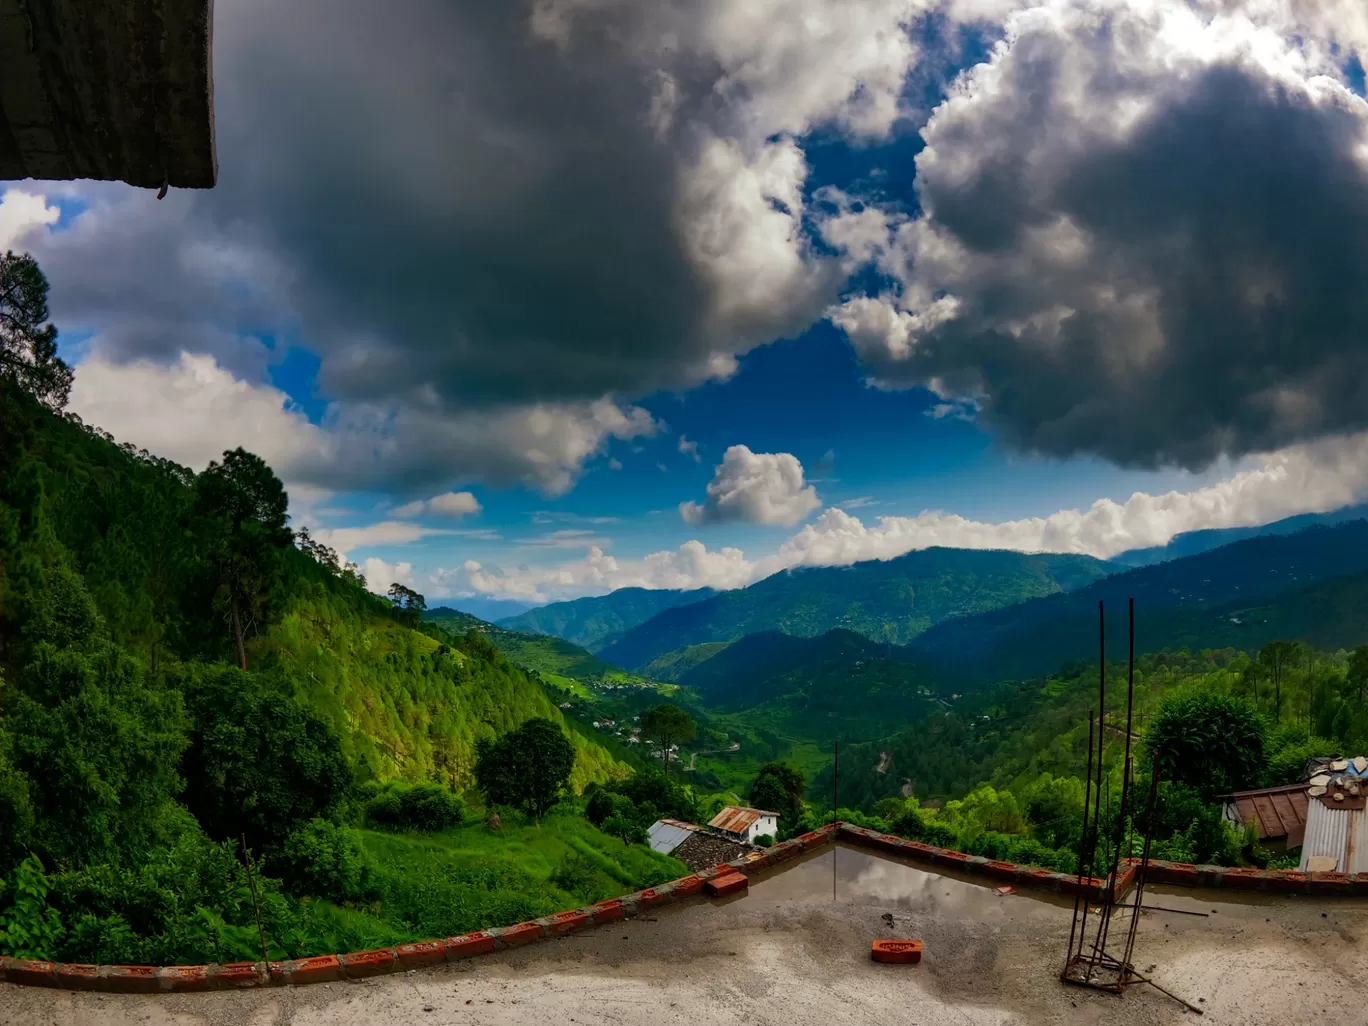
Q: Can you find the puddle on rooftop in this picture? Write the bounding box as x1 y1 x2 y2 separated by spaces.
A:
749 844 1069 916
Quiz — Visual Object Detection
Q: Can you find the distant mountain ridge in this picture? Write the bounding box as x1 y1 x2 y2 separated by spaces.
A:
598 547 1113 671
909 519 1368 681
498 586 715 650
1109 505 1368 567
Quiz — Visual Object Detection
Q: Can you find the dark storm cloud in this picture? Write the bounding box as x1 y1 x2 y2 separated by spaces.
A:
836 3 1368 470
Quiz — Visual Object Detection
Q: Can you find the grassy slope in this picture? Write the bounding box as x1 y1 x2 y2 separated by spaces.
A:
264 594 626 793
344 812 686 943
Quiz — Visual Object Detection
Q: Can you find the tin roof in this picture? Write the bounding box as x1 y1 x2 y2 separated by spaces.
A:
708 806 780 834
646 818 698 855
1219 783 1309 843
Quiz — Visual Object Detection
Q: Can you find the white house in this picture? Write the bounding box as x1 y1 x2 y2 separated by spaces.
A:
708 805 780 845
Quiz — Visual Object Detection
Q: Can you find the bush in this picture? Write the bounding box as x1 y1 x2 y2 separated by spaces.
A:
600 815 645 845
1145 689 1265 800
363 782 465 833
753 834 774 847
550 853 599 900
275 819 373 903
585 790 637 828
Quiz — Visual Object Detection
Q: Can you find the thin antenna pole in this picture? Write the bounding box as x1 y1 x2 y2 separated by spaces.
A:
832 738 839 902
1065 709 1096 969
241 834 269 966
1082 600 1107 964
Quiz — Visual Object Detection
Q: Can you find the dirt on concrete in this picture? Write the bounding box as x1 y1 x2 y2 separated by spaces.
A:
4 844 1367 1026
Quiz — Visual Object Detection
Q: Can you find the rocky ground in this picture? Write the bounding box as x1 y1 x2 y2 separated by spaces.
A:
670 830 750 870
4 845 1367 1026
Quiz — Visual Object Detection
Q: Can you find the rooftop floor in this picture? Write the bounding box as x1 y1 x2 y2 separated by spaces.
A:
5 845 1368 1025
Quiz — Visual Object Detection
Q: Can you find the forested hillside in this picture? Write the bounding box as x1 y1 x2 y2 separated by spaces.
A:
0 373 638 965
1109 506 1368 568
909 522 1368 683
499 586 714 651
599 548 1113 670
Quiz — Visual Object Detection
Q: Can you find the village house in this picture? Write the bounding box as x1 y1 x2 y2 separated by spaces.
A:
708 805 780 845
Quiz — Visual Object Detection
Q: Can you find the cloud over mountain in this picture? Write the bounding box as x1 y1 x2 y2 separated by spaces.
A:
680 445 822 525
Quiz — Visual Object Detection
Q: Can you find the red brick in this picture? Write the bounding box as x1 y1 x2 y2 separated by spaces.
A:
705 871 749 898
671 874 705 898
871 939 923 965
768 840 804 863
1156 862 1199 887
1268 870 1309 894
212 962 267 988
1220 868 1267 891
497 922 544 948
1018 868 1057 890
1311 871 1352 894
797 830 829 850
340 948 396 979
396 939 448 967
587 900 626 925
100 965 162 993
984 860 1020 880
899 840 937 858
635 887 670 909
446 931 497 959
1350 873 1368 896
159 965 213 992
53 963 100 990
282 954 343 984
740 850 774 870
932 849 970 869
544 909 591 935
2 959 56 987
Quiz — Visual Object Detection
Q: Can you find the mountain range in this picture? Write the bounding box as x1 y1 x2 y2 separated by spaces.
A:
498 587 715 650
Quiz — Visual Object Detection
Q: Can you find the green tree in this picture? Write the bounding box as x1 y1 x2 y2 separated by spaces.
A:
180 666 352 850
1144 689 1266 800
0 252 72 409
1257 640 1302 724
750 762 804 823
194 449 292 669
474 718 575 821
1348 645 1368 705
641 704 695 779
386 583 427 628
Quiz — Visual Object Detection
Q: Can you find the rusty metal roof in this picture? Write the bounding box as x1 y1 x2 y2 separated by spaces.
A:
1220 783 1309 843
708 806 779 834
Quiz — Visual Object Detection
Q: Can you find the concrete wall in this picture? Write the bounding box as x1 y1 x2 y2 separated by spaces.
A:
0 0 215 188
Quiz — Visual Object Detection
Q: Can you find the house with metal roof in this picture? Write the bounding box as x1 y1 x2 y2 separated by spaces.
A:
646 818 699 856
1297 757 1368 874
1218 782 1310 852
708 806 780 845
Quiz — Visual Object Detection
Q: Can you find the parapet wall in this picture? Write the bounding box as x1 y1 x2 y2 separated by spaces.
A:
2 821 1362 992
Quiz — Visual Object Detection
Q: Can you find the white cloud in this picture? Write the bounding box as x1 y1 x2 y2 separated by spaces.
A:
678 435 701 462
418 428 1368 602
393 491 482 519
311 521 465 556
680 445 822 525
0 190 59 250
66 350 659 497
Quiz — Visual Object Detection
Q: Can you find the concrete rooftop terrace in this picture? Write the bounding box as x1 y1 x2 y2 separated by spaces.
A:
4 844 1368 1026
0 0 215 188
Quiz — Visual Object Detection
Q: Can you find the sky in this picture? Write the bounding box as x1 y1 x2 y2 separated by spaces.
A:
4 0 1368 607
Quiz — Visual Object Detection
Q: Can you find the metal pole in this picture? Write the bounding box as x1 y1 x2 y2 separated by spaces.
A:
241 834 269 966
1083 600 1107 966
832 738 839 902
1065 709 1096 971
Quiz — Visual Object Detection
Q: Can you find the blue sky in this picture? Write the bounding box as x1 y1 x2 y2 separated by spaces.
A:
6 0 1368 606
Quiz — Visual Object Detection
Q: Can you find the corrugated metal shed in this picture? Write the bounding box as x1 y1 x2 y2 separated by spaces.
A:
1218 783 1309 844
709 807 773 835
646 819 697 855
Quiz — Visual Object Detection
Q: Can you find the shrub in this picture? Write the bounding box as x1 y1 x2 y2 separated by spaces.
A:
276 819 373 902
364 782 465 833
600 815 645 845
550 853 599 900
1145 688 1265 800
753 834 774 847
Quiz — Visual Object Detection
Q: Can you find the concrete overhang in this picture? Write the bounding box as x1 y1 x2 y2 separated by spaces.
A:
0 0 215 190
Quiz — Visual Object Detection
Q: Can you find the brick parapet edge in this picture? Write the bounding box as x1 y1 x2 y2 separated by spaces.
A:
4 819 1359 992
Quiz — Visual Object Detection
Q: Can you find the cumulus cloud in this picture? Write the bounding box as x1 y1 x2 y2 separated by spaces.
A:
67 351 658 496
426 428 1368 601
678 435 701 461
827 0 1368 470
392 492 482 519
5 0 943 497
0 190 59 250
679 445 822 525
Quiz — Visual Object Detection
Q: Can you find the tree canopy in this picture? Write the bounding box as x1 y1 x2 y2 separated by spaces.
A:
641 703 695 778
1144 689 1266 800
474 718 576 820
0 252 71 409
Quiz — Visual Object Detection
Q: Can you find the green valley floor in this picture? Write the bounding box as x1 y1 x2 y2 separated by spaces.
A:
6 847 1367 1026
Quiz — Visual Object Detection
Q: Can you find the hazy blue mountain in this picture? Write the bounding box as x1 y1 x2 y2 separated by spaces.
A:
1109 505 1368 568
441 596 540 622
910 520 1368 682
598 548 1113 671
497 586 715 650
